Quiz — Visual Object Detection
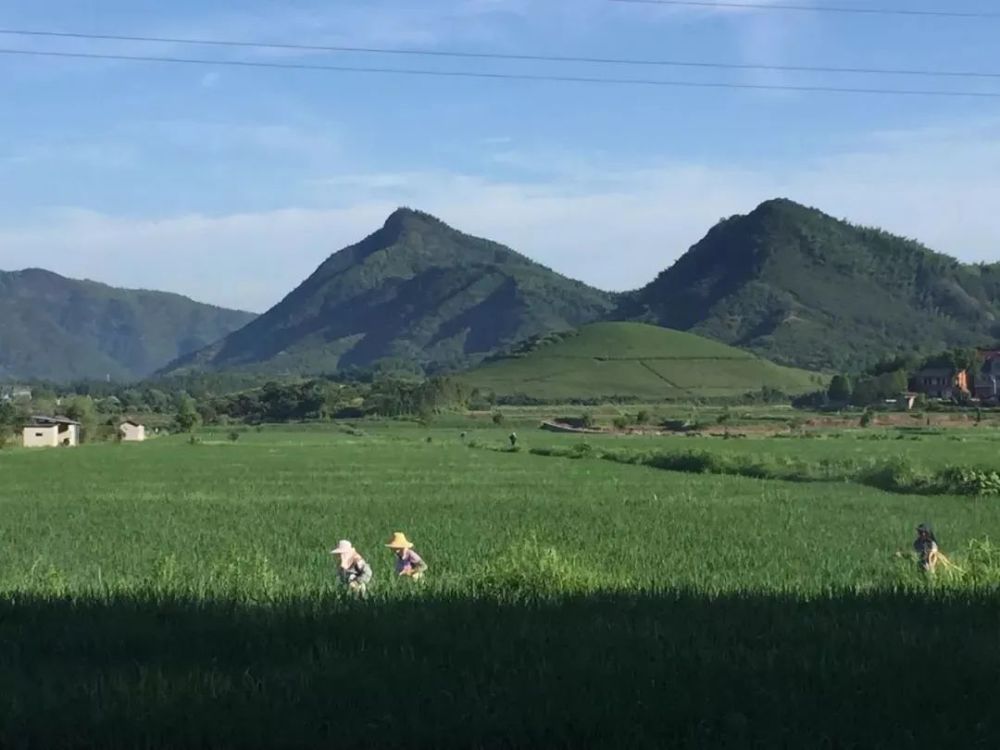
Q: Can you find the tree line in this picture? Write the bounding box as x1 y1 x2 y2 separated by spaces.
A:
796 347 983 409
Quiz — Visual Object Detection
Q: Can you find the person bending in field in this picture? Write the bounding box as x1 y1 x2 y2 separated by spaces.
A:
330 539 373 595
914 523 939 573
386 532 428 579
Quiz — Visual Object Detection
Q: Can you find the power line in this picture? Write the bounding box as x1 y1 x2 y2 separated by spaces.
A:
609 0 1000 19
3 47 1000 98
1 28 999 80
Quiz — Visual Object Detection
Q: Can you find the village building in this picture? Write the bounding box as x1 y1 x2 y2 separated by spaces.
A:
0 385 32 402
973 351 1000 402
22 416 80 448
909 368 969 400
119 420 146 442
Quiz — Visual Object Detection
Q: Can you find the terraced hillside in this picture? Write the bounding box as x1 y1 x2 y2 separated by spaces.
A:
462 322 823 401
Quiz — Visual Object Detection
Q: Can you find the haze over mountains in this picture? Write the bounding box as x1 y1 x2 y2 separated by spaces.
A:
3 198 998 382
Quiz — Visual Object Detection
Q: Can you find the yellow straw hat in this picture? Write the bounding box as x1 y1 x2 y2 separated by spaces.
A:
386 532 414 549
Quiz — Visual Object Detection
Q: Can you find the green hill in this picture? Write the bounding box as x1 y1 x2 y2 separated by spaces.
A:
165 208 614 375
622 199 1000 371
462 322 822 401
0 269 255 382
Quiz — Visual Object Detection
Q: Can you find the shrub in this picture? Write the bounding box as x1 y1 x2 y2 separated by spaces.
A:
645 450 721 474
579 412 595 430
612 416 629 431
935 466 1000 497
861 458 932 494
491 411 505 426
635 410 650 425
228 430 240 442
474 537 600 599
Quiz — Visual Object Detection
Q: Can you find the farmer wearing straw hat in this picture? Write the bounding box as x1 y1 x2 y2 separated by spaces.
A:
386 532 428 579
330 539 373 594
913 524 939 573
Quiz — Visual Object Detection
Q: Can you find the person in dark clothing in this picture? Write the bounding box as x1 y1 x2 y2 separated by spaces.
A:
913 523 939 573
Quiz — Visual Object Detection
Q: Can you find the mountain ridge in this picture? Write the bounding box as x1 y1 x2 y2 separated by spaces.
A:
0 269 255 381
7 199 1000 382
165 207 615 375
621 198 1000 371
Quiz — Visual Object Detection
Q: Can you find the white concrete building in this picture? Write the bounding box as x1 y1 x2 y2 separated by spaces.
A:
22 416 80 448
119 420 146 442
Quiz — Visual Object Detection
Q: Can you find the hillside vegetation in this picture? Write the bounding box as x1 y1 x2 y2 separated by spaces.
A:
166 208 613 376
463 322 821 401
623 199 1000 371
0 269 254 381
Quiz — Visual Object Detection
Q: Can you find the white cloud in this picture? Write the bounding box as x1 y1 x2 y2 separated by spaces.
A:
0 119 998 312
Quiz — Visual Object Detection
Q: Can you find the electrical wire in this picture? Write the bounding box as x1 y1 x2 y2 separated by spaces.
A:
3 48 1000 98
0 28 998 80
608 0 1000 19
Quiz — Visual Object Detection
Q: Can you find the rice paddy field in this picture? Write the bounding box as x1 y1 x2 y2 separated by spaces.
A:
2 422 1000 748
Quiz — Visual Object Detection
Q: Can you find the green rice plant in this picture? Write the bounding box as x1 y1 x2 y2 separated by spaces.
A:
1 425 1000 747
472 536 601 600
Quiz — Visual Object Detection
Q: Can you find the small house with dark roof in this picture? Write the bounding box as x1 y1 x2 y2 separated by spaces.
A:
22 416 80 448
119 420 146 442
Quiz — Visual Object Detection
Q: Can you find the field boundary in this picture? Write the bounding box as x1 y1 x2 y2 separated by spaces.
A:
478 441 1000 499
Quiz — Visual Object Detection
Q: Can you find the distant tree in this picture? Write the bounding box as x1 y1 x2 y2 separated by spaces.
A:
851 378 880 407
144 388 171 413
491 411 505 426
827 375 852 403
922 347 981 373
635 409 651 425
174 395 202 434
196 402 218 425
875 369 908 397
0 401 22 442
175 409 201 434
64 396 97 442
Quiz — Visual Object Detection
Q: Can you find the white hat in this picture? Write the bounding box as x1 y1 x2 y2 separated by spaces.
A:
330 539 354 556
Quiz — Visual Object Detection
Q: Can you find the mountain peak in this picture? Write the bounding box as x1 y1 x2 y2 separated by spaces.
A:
165 210 614 376
383 206 444 231
629 198 1000 371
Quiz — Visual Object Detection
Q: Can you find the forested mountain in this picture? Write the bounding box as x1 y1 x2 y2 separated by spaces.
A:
621 199 1000 371
8 199 998 383
0 269 254 381
165 208 614 375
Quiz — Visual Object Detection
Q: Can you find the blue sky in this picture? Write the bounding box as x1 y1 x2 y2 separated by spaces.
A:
1 0 999 311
